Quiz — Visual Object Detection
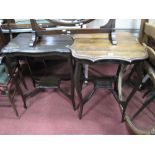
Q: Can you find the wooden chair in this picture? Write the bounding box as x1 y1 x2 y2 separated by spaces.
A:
132 20 155 119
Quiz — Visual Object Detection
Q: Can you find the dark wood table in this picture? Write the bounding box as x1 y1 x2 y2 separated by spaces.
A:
2 33 73 54
1 33 75 110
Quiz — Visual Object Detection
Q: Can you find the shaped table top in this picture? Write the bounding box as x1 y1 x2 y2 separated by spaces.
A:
70 32 148 63
2 33 73 56
2 32 148 63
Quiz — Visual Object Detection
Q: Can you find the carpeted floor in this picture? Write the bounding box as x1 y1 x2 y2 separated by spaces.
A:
0 61 154 134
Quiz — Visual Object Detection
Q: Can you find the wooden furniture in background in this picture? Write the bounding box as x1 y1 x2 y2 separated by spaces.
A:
128 20 155 134
0 28 27 117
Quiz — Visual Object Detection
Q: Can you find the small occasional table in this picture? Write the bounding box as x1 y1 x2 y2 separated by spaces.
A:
1 33 76 110
70 32 148 120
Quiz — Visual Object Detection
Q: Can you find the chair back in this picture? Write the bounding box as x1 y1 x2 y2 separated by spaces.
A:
139 20 155 66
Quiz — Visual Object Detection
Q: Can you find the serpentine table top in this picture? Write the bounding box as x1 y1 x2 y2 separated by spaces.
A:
70 32 148 63
2 32 148 62
1 33 73 56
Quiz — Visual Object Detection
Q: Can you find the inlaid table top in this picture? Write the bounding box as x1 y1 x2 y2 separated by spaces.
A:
2 33 73 56
70 32 148 63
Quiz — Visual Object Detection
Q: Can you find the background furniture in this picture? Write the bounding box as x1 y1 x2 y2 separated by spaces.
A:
0 57 27 117
118 19 155 135
0 27 27 117
132 21 155 120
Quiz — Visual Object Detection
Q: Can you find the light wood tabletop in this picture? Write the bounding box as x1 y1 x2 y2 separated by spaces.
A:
70 32 148 63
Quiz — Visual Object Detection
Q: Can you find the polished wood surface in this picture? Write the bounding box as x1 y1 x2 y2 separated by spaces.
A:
2 33 73 55
71 32 148 62
1 19 57 33
2 32 148 62
36 28 113 35
1 20 56 29
1 19 94 33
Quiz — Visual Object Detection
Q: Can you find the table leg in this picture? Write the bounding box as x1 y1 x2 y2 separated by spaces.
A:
8 90 19 117
74 61 84 119
68 56 76 110
24 57 36 87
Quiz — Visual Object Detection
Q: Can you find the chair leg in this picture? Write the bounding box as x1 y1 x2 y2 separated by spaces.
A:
8 91 19 117
132 94 155 120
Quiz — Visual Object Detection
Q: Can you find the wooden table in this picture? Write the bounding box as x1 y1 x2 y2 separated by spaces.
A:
1 33 75 110
1 31 149 134
70 32 148 120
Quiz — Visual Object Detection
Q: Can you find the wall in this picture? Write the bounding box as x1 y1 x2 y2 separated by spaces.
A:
86 19 141 29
